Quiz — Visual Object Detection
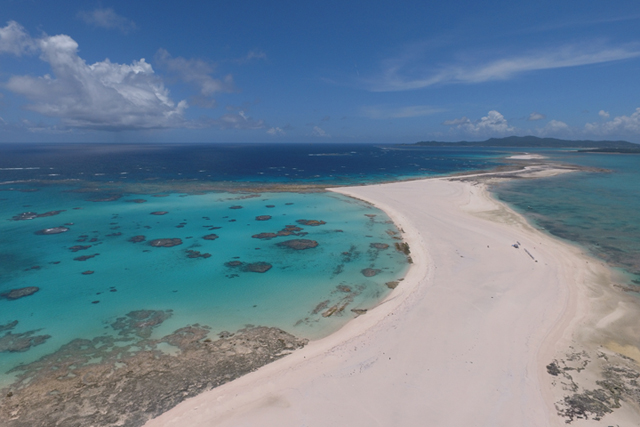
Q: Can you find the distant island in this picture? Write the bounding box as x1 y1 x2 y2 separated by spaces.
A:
577 147 640 154
411 136 638 149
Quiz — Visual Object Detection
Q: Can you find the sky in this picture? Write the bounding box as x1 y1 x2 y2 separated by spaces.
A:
0 0 639 143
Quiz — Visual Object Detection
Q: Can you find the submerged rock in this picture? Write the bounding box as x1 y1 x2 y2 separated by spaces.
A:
149 238 182 247
277 239 318 250
0 327 50 353
126 199 147 203
150 211 169 215
1 287 39 300
73 253 99 261
255 215 272 221
129 235 146 243
361 268 381 277
186 250 211 259
244 262 272 273
202 234 219 240
370 243 389 250
35 226 69 235
296 219 326 226
69 245 91 252
229 205 243 209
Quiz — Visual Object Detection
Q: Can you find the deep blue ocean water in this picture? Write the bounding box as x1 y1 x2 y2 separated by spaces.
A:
1 142 639 387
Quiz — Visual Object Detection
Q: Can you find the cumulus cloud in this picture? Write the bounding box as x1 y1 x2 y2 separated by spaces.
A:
77 8 136 34
312 126 330 137
528 112 546 121
368 43 640 92
155 48 233 108
0 21 35 55
443 110 514 135
361 105 445 119
598 110 610 118
3 32 186 130
585 107 640 135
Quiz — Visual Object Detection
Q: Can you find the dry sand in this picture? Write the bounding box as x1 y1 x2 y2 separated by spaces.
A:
145 176 639 427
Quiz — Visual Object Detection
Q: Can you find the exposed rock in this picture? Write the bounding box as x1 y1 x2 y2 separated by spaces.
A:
203 234 219 240
255 215 272 221
129 235 146 243
370 243 389 250
150 211 169 215
34 226 69 235
11 210 65 221
351 308 367 316
0 314 306 427
296 219 326 226
385 281 399 289
361 268 381 277
1 287 39 300
0 328 50 353
149 238 182 248
277 239 318 250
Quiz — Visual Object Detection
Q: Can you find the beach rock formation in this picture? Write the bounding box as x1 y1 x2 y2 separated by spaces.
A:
0 327 50 353
0 316 307 427
277 239 318 250
149 238 182 247
34 226 69 235
1 287 39 300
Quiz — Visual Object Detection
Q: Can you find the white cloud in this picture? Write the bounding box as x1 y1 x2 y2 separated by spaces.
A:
0 21 35 55
267 127 285 136
443 110 514 135
4 31 187 130
585 107 640 135
361 105 445 119
368 43 640 92
155 48 233 108
77 8 136 34
598 110 610 118
442 116 471 126
528 112 546 121
312 126 330 137
198 111 265 130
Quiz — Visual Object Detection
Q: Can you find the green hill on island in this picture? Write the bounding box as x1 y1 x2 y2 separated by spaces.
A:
411 136 638 149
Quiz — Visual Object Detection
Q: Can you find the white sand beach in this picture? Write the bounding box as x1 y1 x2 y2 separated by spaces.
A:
145 176 639 427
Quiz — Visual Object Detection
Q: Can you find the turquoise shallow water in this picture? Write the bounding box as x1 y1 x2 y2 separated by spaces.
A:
0 186 408 385
494 150 640 286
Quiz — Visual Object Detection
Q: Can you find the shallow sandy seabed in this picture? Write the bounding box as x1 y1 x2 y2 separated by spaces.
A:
145 167 640 427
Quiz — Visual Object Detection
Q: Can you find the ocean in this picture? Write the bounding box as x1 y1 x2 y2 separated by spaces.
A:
1 142 639 390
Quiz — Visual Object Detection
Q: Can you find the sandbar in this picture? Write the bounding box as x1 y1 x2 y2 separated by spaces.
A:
145 173 639 426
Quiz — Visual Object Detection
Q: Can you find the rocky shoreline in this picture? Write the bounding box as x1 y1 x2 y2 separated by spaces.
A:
0 309 308 427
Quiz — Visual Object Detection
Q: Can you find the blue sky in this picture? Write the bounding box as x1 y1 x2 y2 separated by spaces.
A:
1 1 639 143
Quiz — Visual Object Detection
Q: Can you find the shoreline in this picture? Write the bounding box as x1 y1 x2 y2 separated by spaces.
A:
144 170 639 426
